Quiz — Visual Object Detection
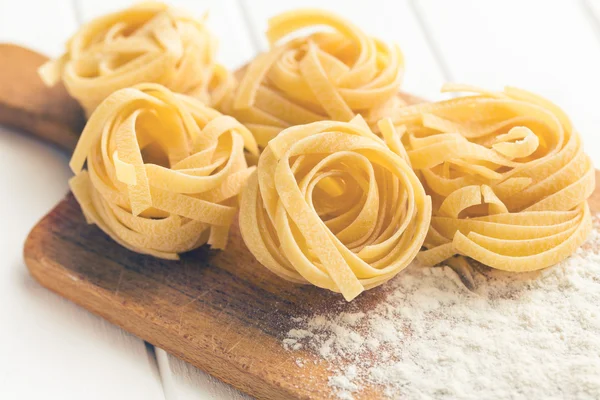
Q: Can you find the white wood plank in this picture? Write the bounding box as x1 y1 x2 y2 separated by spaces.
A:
0 0 76 57
77 0 256 69
0 1 166 398
76 1 259 398
586 0 600 24
156 349 249 400
416 0 600 164
0 127 165 400
240 0 446 99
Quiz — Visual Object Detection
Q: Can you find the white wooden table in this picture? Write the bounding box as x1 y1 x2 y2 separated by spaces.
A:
1 0 600 398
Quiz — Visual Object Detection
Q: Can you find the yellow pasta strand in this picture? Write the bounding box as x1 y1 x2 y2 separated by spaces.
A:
239 116 431 301
221 9 405 149
399 85 595 272
39 2 232 116
69 83 258 259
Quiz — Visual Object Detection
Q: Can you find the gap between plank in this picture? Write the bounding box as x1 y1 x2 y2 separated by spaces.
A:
407 0 454 83
580 0 600 46
72 0 83 26
236 0 263 52
143 341 166 398
146 343 169 400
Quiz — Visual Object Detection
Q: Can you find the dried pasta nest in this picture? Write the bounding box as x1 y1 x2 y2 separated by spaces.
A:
388 85 595 272
39 2 232 116
239 116 431 301
69 83 258 260
220 9 405 149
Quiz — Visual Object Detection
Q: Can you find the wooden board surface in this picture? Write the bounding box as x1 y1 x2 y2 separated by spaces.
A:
3 2 600 399
0 41 417 400
0 44 84 151
24 195 375 399
22 170 600 400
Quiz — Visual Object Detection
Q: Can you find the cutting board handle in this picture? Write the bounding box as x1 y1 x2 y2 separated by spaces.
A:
0 44 427 156
0 43 83 152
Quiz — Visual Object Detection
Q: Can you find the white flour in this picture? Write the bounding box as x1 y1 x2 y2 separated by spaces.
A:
283 214 600 399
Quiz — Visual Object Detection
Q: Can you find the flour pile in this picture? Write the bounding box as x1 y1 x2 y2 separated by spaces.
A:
283 214 600 399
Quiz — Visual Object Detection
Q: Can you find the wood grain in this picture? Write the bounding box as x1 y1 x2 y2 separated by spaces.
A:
0 43 84 151
24 194 385 399
22 175 600 399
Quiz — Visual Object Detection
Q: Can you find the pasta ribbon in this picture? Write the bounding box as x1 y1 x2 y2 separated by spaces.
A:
221 9 406 149
39 2 231 116
391 85 595 272
69 83 258 259
239 116 431 301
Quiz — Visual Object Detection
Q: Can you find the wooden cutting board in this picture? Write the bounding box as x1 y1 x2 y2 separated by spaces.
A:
3 44 600 400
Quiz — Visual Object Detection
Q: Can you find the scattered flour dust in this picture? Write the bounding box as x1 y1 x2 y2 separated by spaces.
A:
283 214 600 399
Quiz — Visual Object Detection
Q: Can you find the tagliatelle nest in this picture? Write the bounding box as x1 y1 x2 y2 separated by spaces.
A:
69 83 258 260
220 8 405 149
386 85 595 272
239 116 431 301
39 1 232 116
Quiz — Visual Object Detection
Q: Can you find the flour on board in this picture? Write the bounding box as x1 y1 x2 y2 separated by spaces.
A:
283 214 600 399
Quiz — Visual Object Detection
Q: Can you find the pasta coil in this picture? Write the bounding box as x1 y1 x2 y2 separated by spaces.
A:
69 83 258 259
39 2 231 115
239 116 431 301
388 85 595 272
221 9 405 149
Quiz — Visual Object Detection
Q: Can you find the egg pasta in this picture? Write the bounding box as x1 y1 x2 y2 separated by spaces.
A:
386 85 595 272
39 2 231 116
221 9 405 149
239 116 431 301
69 83 258 259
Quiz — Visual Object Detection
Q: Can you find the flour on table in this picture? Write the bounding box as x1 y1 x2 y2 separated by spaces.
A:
283 214 600 399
